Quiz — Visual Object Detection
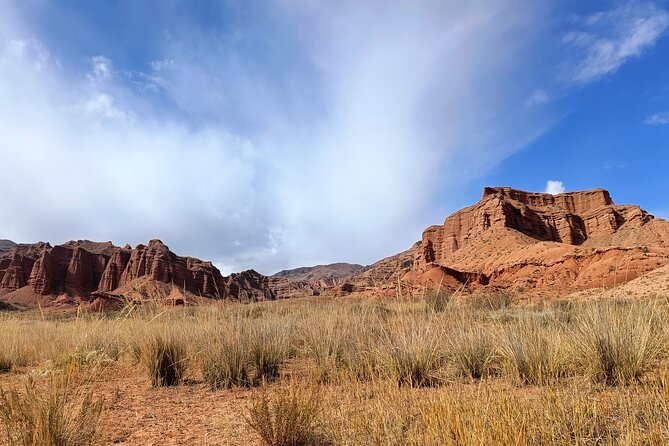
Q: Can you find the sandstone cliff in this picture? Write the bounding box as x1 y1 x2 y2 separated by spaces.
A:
0 239 276 307
350 187 669 294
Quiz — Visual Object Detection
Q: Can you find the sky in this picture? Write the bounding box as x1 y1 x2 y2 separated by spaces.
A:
0 0 668 275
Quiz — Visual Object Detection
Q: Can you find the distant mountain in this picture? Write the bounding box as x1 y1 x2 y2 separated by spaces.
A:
273 263 367 285
0 240 16 251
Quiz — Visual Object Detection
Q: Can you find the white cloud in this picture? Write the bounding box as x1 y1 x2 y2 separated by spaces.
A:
75 93 132 121
646 112 669 125
527 89 550 105
564 2 669 84
4 38 49 70
545 180 566 195
150 59 175 71
88 55 112 81
0 1 554 274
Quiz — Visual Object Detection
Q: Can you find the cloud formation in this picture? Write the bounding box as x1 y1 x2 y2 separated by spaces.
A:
545 180 566 195
646 112 669 125
2 1 662 275
563 2 669 84
527 89 550 106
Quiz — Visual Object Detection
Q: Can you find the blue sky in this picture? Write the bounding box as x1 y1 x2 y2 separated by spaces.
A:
0 0 668 274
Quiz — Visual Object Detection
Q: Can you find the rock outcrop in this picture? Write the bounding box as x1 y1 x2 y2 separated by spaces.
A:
273 263 368 288
415 187 663 269
0 240 17 252
0 239 276 306
349 187 669 295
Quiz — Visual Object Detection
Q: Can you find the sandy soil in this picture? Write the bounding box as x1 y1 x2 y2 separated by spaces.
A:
0 364 262 446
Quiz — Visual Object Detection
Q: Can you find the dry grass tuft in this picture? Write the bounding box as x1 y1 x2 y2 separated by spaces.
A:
383 321 445 387
140 332 188 387
496 317 570 385
0 374 104 446
249 322 289 384
572 300 664 385
201 327 251 389
425 289 451 313
247 386 326 446
467 293 513 312
446 324 496 379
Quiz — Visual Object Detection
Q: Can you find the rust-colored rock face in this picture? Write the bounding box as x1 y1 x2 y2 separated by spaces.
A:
0 239 276 305
270 263 368 298
416 188 655 269
350 187 669 295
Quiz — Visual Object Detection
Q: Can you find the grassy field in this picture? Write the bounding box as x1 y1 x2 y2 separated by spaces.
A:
1 292 669 445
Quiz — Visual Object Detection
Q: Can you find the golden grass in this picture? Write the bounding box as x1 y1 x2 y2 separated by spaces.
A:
139 331 188 387
0 372 104 446
0 294 668 444
247 386 324 446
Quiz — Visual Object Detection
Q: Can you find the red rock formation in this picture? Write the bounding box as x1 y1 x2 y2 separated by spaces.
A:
350 187 669 294
224 269 275 302
270 263 368 298
416 187 666 270
115 240 224 298
98 248 131 292
268 277 319 299
273 263 367 285
0 239 276 305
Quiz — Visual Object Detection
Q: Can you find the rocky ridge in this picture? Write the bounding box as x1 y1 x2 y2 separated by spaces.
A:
347 187 669 295
0 240 16 251
0 239 275 308
273 263 367 287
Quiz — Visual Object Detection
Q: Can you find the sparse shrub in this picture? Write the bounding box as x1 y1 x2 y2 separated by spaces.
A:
0 375 104 446
52 348 112 372
247 386 325 446
140 332 188 387
425 290 451 313
243 305 265 320
572 300 663 385
447 325 496 379
201 330 250 389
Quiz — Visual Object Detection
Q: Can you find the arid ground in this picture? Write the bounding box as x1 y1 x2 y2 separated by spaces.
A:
2 292 669 445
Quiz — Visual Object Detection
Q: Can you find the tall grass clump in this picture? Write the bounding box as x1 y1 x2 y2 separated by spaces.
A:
201 328 250 389
446 324 496 379
383 321 445 387
0 375 104 446
572 299 664 385
425 289 451 313
300 317 347 383
140 332 188 387
467 293 513 312
249 322 289 383
0 354 12 373
496 317 570 385
247 386 325 446
340 317 384 382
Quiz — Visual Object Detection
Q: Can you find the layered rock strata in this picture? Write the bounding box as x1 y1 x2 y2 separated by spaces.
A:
0 239 275 303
